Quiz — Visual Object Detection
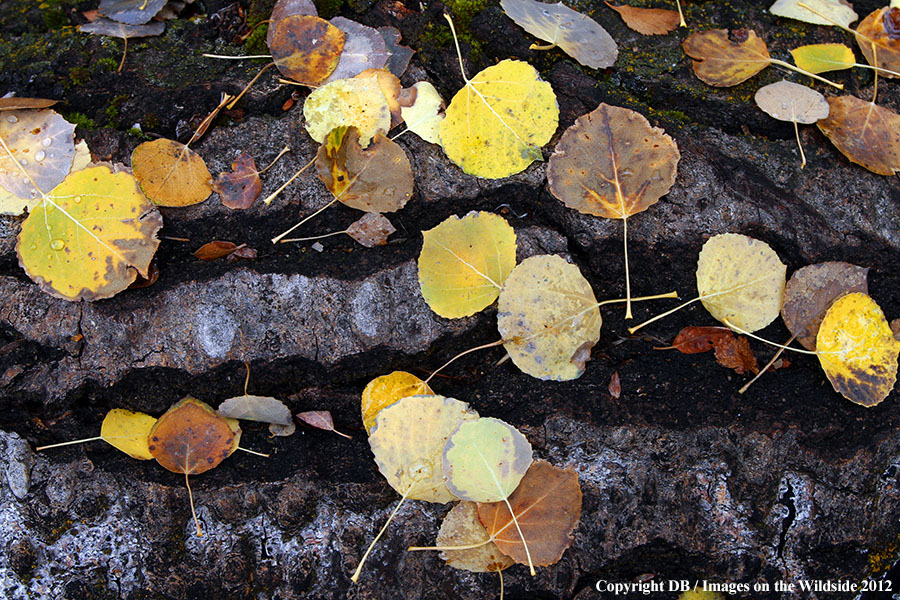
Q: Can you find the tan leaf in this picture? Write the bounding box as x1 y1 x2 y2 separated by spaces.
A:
683 29 771 87
606 2 679 35
131 138 212 207
346 213 395 247
816 95 900 175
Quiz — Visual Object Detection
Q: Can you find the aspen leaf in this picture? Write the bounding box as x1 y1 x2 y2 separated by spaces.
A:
322 18 389 84
712 334 758 374
355 69 403 127
548 102 679 317
769 0 858 27
754 80 829 167
606 3 680 35
816 95 900 175
99 0 167 24
0 98 58 111
218 395 293 426
296 410 351 439
816 292 900 407
212 153 261 210
100 408 157 460
346 213 396 247
368 395 478 503
315 126 413 213
439 59 558 179
791 43 856 73
269 15 345 85
0 109 75 201
379 26 415 78
418 211 517 319
435 501 514 572
500 0 618 68
194 240 238 261
442 418 533 503
399 82 445 145
782 261 869 350
303 76 391 147
683 29 771 87
79 17 165 38
131 138 212 207
268 0 318 47
361 371 433 434
149 397 241 475
856 7 900 78
657 326 735 353
17 164 163 301
497 255 601 381
476 459 582 567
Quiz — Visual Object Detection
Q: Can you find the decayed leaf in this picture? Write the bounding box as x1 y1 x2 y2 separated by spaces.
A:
368 395 478 502
418 211 517 319
148 397 241 475
477 459 582 566
755 80 829 124
131 138 212 206
218 395 293 426
0 98 58 111
322 17 390 84
303 76 391 146
212 153 261 210
817 292 900 407
361 371 433 434
99 0 168 24
17 164 163 301
856 7 900 78
696 233 786 332
356 68 403 127
497 255 601 381
378 26 415 78
606 2 680 35
100 408 157 460
658 326 734 353
0 136 89 217
315 126 413 212
439 59 558 179
683 29 771 87
269 15 345 85
0 109 75 200
443 418 533 502
791 43 856 73
436 501 514 573
346 213 395 247
500 0 618 68
769 0 857 27
79 17 165 39
608 371 621 398
782 261 869 350
194 241 238 260
399 82 445 144
268 0 318 47
817 95 900 175
712 334 758 374
296 410 351 439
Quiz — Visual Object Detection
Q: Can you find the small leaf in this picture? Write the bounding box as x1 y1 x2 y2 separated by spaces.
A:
399 82 445 144
856 7 900 77
769 0 858 27
606 3 680 35
194 241 238 261
361 371 433 434
754 80 829 124
712 334 758 374
791 43 856 74
132 138 212 207
0 98 58 111
346 213 396 247
658 326 734 353
269 15 345 85
436 501 514 573
683 29 771 87
148 397 241 475
218 395 293 426
322 17 389 83
296 410 352 439
100 408 157 460
817 94 900 175
212 153 262 210
303 76 391 147
608 371 622 398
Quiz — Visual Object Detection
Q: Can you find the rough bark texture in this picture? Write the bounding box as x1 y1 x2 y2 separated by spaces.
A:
1 0 900 598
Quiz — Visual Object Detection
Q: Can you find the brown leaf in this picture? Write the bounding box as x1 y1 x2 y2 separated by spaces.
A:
296 410 351 439
608 371 621 398
270 15 345 85
225 246 258 261
346 213 396 247
683 29 771 87
606 3 679 35
128 260 160 289
856 7 900 78
476 460 582 567
212 153 262 210
194 241 238 261
782 261 869 350
817 95 900 176
378 26 415 78
656 326 734 354
148 397 240 475
712 334 758 374
0 98 58 111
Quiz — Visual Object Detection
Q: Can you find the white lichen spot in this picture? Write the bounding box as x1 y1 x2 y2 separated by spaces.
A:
196 304 238 358
351 281 380 338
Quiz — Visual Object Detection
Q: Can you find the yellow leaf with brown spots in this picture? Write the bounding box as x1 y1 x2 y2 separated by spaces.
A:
683 29 771 87
131 138 212 206
856 7 900 79
817 94 900 176
269 15 345 85
148 397 241 475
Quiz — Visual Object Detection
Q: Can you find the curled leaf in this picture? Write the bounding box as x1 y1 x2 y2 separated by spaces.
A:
606 2 680 35
194 241 238 261
0 98 58 111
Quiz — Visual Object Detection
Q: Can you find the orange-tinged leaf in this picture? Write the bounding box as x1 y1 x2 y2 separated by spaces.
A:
712 334 758 374
131 138 212 206
270 15 345 85
194 241 238 261
148 397 240 475
816 95 900 176
683 29 771 87
0 98 58 111
436 501 514 573
658 326 734 354
606 2 680 35
212 153 261 210
856 7 900 79
361 371 433 434
476 460 582 567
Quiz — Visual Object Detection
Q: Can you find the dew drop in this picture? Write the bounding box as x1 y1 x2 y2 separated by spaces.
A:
30 243 37 250
50 239 65 251
19 158 27 166
35 150 45 162
6 115 17 123
74 195 82 204
21 177 29 184
47 152 54 158
41 137 52 147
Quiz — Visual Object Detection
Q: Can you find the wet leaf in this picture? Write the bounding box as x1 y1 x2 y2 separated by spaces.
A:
606 2 680 35
782 261 869 350
270 15 345 85
658 326 734 353
497 255 601 381
399 81 445 144
443 418 533 502
315 126 413 212
369 395 478 502
0 98 58 111
791 43 856 73
436 501 514 572
769 0 857 27
346 212 396 247
226 246 257 261
817 292 900 407
856 7 900 78
212 153 261 210
378 26 415 78
683 29 771 87
100 408 157 460
418 211 517 319
79 17 165 38
712 334 758 374
99 0 167 24
0 109 76 200
477 459 582 567
816 94 900 175
17 164 163 301
322 17 390 83
268 0 318 47
439 59 558 179
696 233 786 332
131 138 212 206
297 410 352 439
148 397 240 475
218 395 293 426
303 76 391 147
501 0 618 68
754 80 829 124
361 371 433 434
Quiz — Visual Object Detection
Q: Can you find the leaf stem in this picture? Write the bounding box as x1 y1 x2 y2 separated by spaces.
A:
444 13 470 83
118 36 128 74
503 494 535 576
768 58 843 89
227 62 276 109
422 339 505 387
722 319 819 355
675 0 686 27
793 120 806 169
202 53 274 60
186 472 203 537
263 156 316 207
280 229 348 243
237 446 270 458
739 334 794 394
407 539 494 552
259 146 292 174
627 296 701 334
351 486 412 583
623 215 632 319
35 436 104 451
271 196 340 243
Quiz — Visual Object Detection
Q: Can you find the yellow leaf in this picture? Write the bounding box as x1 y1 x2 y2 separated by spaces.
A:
17 164 163 301
303 76 392 147
683 29 771 87
439 59 558 179
131 138 212 207
399 81 445 144
361 371 432 434
791 43 856 74
497 254 601 381
418 211 517 318
100 408 157 460
816 292 900 407
770 0 858 27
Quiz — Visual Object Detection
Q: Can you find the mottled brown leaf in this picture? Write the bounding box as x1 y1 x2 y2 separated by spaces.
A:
608 371 621 398
683 29 771 87
656 326 734 353
225 246 257 261
267 0 317 47
856 7 900 78
712 334 758 374
212 153 261 210
269 15 344 85
606 2 679 35
297 411 351 439
148 397 240 476
817 95 900 175
346 213 395 247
